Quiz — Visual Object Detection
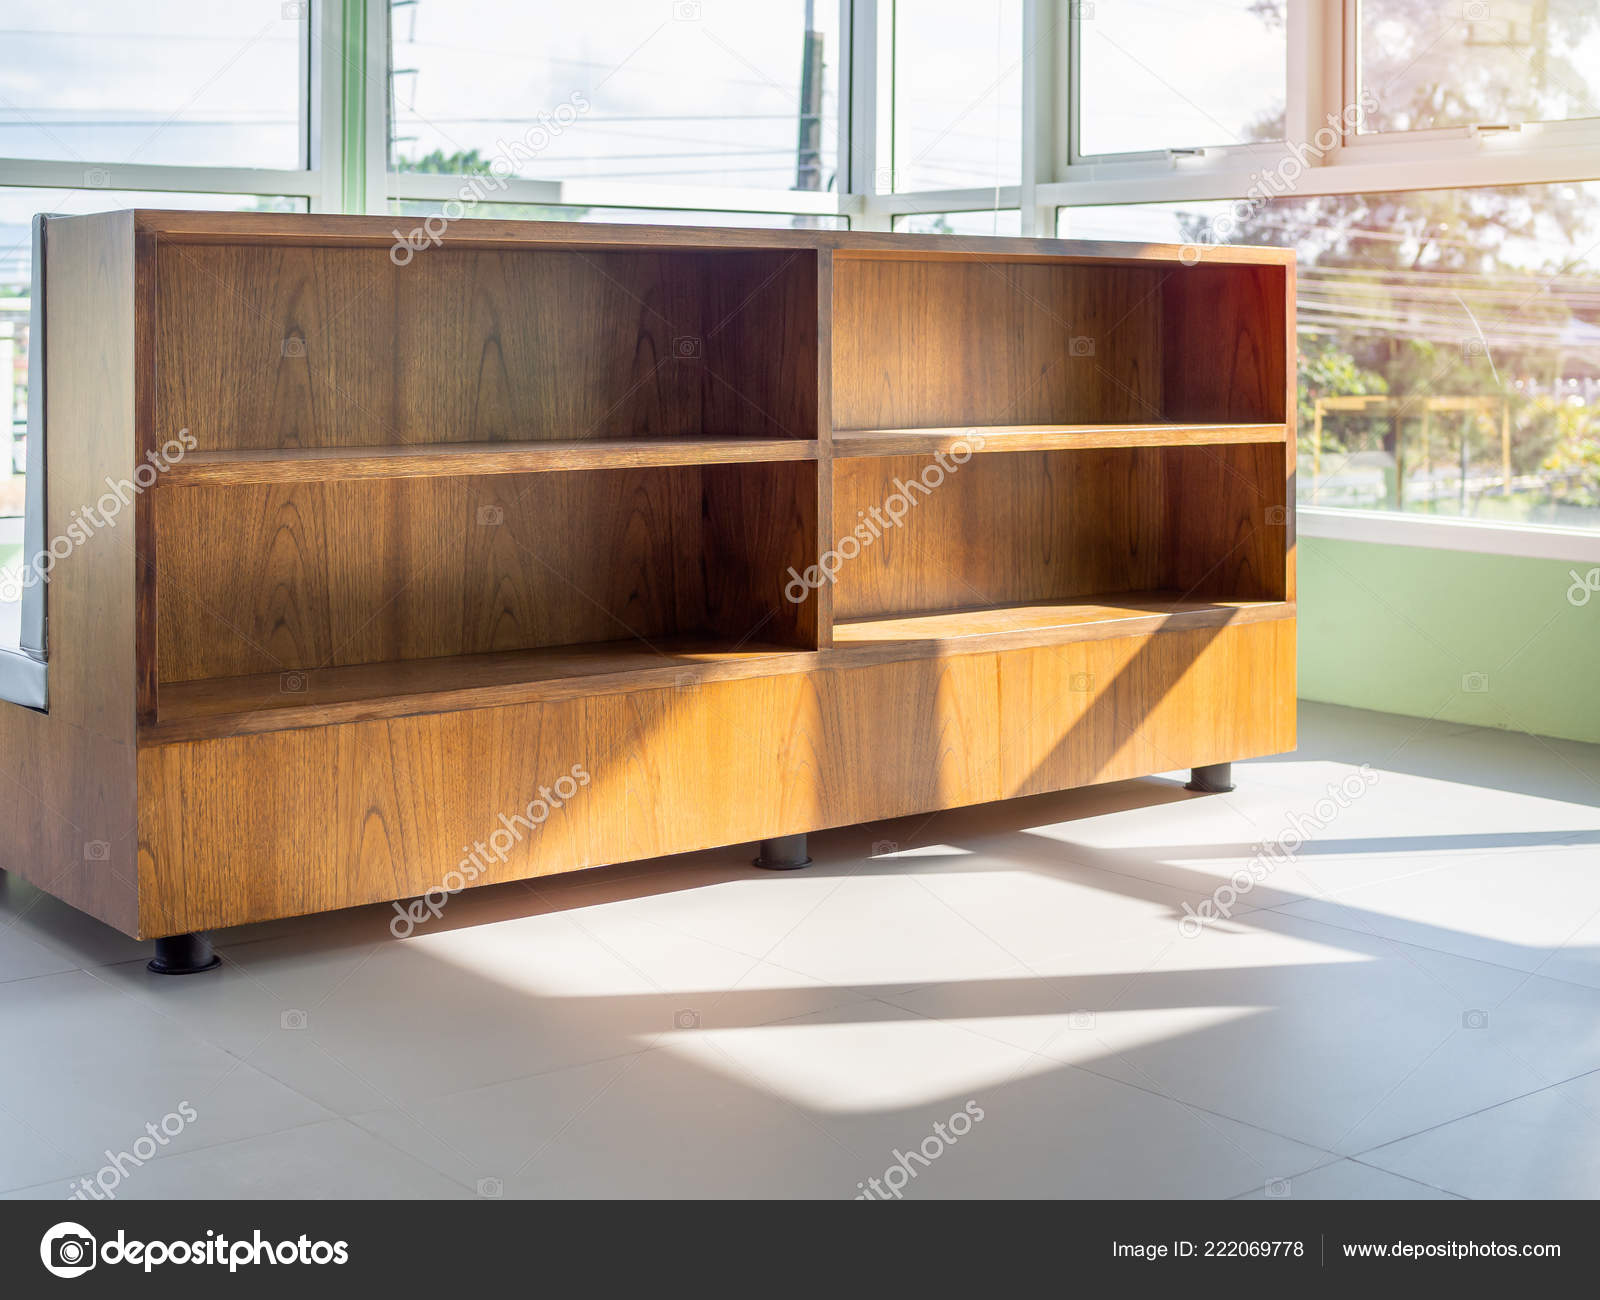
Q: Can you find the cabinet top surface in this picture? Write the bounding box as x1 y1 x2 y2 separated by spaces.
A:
64 208 1295 268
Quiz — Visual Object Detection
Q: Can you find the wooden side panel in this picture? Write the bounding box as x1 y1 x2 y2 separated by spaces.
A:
155 468 707 682
0 213 141 934
136 651 1002 935
999 619 1296 798
832 260 1164 430
155 245 817 449
831 449 1168 620
1162 264 1287 423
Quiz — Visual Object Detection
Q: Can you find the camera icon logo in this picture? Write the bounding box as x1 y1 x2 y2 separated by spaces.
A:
41 1222 97 1278
1069 336 1095 357
1462 1009 1490 1030
280 671 309 694
477 1177 504 1198
673 335 702 359
477 505 504 526
870 839 899 856
281 1009 309 1030
1264 1177 1291 1198
281 337 306 358
673 1009 700 1030
84 840 110 861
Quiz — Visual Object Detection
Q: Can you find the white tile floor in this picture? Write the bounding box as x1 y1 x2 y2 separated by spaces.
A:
3 701 1599 1200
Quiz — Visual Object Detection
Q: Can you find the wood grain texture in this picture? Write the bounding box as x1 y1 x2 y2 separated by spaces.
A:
156 245 818 450
155 468 709 681
1162 264 1287 423
7 213 1299 938
701 460 819 649
138 651 1002 934
831 449 1169 620
836 593 1291 651
1162 443 1289 602
0 213 141 934
132 209 1296 268
134 620 1293 936
146 635 805 745
144 597 1293 746
832 259 1164 430
161 437 820 485
834 423 1285 457
999 619 1296 798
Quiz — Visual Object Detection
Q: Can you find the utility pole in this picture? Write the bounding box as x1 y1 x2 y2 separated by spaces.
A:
795 0 824 192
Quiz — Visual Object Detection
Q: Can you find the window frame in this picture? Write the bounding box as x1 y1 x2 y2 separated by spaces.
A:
1 0 1596 571
0 0 338 210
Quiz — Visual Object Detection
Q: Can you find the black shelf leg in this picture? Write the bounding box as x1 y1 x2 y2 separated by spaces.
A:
753 833 812 870
1185 762 1235 794
148 931 222 975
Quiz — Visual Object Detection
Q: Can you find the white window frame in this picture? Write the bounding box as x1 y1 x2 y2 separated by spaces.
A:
1 0 1595 552
0 0 343 211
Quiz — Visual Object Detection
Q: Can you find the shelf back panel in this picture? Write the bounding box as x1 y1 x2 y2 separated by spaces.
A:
831 259 1165 431
155 244 818 450
831 444 1286 621
832 450 1169 620
157 469 670 682
1162 263 1288 423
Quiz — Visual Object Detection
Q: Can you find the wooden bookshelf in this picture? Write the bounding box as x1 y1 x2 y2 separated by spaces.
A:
1 211 1297 954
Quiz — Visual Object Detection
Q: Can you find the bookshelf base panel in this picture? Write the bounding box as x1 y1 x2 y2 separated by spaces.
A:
130 618 1294 937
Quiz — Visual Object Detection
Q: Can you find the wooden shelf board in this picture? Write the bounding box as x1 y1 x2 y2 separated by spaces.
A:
146 594 1294 745
147 635 812 745
832 423 1286 457
161 436 820 485
834 592 1294 654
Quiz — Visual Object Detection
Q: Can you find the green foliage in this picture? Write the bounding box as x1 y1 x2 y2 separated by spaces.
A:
1297 339 1386 455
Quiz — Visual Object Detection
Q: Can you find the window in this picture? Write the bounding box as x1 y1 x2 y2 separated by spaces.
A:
1059 181 1600 531
1075 0 1286 157
895 209 1021 236
891 0 1021 191
390 0 839 192
1358 0 1600 134
0 0 307 169
389 199 845 230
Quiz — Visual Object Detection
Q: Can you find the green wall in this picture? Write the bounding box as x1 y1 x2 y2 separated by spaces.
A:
1298 537 1600 744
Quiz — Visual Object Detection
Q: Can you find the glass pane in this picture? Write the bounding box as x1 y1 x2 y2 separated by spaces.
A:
390 0 839 192
1360 0 1600 133
389 200 845 230
0 1 304 168
895 209 1021 236
1077 0 1286 156
1057 182 1600 531
0 189 306 650
892 0 1021 191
